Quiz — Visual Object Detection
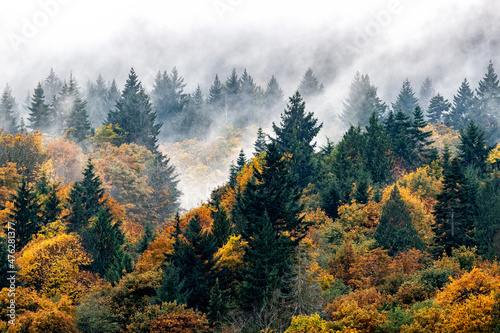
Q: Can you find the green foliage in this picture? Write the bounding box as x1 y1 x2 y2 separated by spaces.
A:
374 185 423 256
298 68 324 100
28 83 52 133
392 78 419 118
212 206 232 248
156 263 190 305
427 94 451 124
365 112 393 183
458 120 490 172
0 84 18 134
138 222 156 254
445 78 475 131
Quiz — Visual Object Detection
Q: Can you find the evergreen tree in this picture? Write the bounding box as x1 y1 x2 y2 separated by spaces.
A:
171 214 217 311
107 79 120 112
475 174 500 259
419 77 435 113
212 206 231 248
364 112 393 183
8 178 41 249
66 107 92 142
106 68 161 153
0 237 9 289
474 61 500 144
254 127 267 156
458 121 490 172
239 212 291 309
341 72 387 126
0 84 18 134
208 278 233 326
42 68 63 103
446 78 475 131
272 91 322 188
156 263 190 304
427 93 451 124
265 75 284 109
138 222 156 254
224 68 240 113
411 106 434 166
88 207 131 283
386 110 416 168
208 74 225 112
433 159 477 256
236 149 246 170
28 83 52 133
42 184 62 225
85 74 110 127
392 79 419 118
298 68 324 100
374 185 423 256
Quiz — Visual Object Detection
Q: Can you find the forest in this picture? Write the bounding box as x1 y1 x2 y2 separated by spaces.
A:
1 61 500 332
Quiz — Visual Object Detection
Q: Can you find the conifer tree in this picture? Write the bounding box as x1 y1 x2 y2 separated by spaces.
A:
0 84 18 134
208 278 233 326
445 78 475 131
171 214 217 311
419 77 435 113
458 121 490 172
364 112 393 183
374 185 423 256
411 106 434 166
392 79 419 118
212 206 231 248
0 237 9 288
208 74 225 111
427 93 451 124
156 263 189 304
225 68 240 113
341 72 387 126
433 158 477 256
254 127 267 156
236 149 246 170
106 68 161 152
138 222 156 254
42 68 63 103
28 83 51 133
272 91 322 188
475 61 500 144
8 178 41 248
42 185 62 225
86 74 110 127
66 107 93 142
475 175 500 259
265 75 284 109
298 68 324 100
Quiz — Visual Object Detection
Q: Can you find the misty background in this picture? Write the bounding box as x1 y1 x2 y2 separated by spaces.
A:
0 0 499 208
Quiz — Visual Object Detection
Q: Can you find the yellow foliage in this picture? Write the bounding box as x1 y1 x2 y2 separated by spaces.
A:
17 233 95 301
285 313 332 333
0 162 19 209
398 165 442 201
426 123 460 155
327 300 387 333
135 225 176 272
487 143 500 168
45 138 83 184
215 235 248 273
335 201 380 243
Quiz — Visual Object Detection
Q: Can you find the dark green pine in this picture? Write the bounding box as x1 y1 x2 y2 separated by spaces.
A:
458 121 490 173
254 127 267 156
28 83 51 133
427 93 451 124
298 68 324 100
373 185 423 256
212 206 232 248
392 79 419 118
445 78 475 131
474 61 500 144
138 222 156 254
43 185 62 225
156 263 189 305
411 106 434 165
364 112 393 183
0 84 18 134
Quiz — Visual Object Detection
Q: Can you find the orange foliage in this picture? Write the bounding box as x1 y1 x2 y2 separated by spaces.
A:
46 138 83 184
0 162 19 209
182 204 214 230
149 311 212 333
135 225 176 272
348 247 392 289
327 299 387 333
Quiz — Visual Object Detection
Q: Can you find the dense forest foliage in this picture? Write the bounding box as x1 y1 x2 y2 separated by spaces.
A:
2 61 500 332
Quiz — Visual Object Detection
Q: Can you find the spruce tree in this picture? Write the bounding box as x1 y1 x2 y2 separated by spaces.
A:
254 127 267 156
138 222 156 254
208 278 233 326
66 107 92 142
42 185 62 225
156 263 190 304
419 77 435 113
445 78 475 131
341 72 387 126
427 93 451 124
28 83 51 133
411 106 434 166
374 185 423 256
42 68 63 103
272 91 322 188
364 112 393 183
475 61 500 144
458 121 490 172
171 214 217 312
265 75 284 109
106 68 161 153
392 79 419 118
8 178 41 249
0 84 18 134
208 74 225 111
475 175 500 259
212 206 231 248
298 68 324 100
85 74 110 127
433 158 477 256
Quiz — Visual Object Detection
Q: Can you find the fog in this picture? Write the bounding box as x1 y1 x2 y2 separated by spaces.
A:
1 0 499 208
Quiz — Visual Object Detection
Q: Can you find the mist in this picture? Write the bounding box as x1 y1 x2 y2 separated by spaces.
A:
1 0 499 208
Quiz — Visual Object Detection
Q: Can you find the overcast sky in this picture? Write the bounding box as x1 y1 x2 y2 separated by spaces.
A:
0 0 498 106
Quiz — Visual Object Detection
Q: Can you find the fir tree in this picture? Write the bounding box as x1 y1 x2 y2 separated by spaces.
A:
446 78 475 131
66 108 92 142
236 149 246 170
224 68 240 113
42 184 62 225
419 77 435 113
42 68 62 103
392 79 419 118
8 178 41 249
341 72 386 126
212 206 231 248
433 158 477 256
208 278 234 326
156 263 190 304
254 127 267 156
28 83 51 133
85 74 110 127
475 61 500 144
458 121 490 172
171 214 218 312
411 106 434 166
138 222 156 254
427 93 451 124
298 68 324 100
272 91 322 188
0 84 18 134
106 68 161 153
265 75 284 109
208 74 225 111
475 175 500 259
374 185 423 256
364 112 393 183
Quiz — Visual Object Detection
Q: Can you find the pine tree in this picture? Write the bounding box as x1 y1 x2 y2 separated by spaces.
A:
387 110 416 167
156 263 190 304
419 77 435 113
272 91 322 188
28 83 51 133
392 79 419 118
138 222 156 254
212 206 231 248
86 74 110 127
265 75 284 109
411 106 434 166
458 121 490 172
475 175 500 259
254 127 267 156
88 207 131 283
66 108 92 142
208 74 225 111
224 68 240 113
8 178 41 249
298 68 324 100
433 158 477 256
475 61 500 144
341 72 387 126
427 93 451 124
106 68 161 153
236 149 246 170
446 78 475 131
364 112 393 183
171 214 217 311
0 84 18 134
374 185 423 256
42 68 62 103
42 184 62 225
208 278 233 326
